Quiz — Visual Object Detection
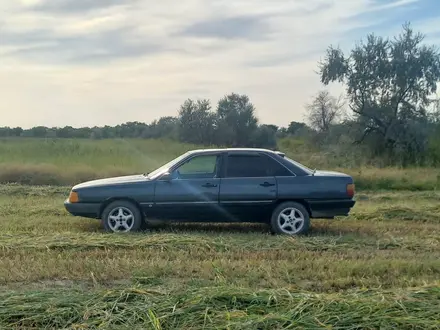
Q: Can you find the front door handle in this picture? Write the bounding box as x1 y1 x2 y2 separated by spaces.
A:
202 183 218 188
260 182 275 187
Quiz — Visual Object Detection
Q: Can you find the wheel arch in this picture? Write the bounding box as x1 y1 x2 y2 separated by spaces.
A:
274 199 311 217
99 197 144 219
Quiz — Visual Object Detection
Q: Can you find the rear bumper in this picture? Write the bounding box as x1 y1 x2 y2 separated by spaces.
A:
307 199 356 219
64 199 100 218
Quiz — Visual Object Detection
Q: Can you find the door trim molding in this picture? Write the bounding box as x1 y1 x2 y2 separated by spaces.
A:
143 201 218 206
220 200 274 204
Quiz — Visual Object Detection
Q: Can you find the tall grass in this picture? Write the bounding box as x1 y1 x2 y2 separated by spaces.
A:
0 137 439 190
0 138 197 185
0 138 196 169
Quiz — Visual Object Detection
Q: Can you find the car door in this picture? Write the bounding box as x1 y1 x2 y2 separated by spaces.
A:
219 152 278 222
152 153 223 221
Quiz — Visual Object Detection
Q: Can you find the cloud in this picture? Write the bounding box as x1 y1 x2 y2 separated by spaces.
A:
1 26 170 64
0 28 52 46
0 0 438 129
177 15 271 41
370 0 418 11
245 50 323 68
30 0 138 14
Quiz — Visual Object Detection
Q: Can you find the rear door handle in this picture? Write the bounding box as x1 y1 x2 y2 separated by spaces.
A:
202 183 218 188
260 182 275 187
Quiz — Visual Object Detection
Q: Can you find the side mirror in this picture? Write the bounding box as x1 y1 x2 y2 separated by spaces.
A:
159 172 172 181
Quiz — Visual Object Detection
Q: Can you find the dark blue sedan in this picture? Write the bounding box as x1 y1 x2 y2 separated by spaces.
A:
64 148 355 235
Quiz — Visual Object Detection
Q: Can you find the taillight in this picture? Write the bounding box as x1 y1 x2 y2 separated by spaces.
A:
346 183 355 198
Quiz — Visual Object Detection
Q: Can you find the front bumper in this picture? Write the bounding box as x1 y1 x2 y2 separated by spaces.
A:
64 199 100 218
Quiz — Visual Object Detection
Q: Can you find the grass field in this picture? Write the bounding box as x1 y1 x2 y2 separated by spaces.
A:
1 137 440 190
0 138 440 328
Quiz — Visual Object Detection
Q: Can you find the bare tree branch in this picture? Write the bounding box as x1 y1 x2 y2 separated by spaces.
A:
305 90 344 133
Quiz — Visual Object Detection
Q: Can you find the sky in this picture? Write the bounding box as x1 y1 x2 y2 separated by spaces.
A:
0 0 439 129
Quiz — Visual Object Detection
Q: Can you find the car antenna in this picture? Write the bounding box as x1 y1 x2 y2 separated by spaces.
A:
312 168 317 176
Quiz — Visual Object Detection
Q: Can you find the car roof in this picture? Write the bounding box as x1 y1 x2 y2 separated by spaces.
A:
188 148 285 157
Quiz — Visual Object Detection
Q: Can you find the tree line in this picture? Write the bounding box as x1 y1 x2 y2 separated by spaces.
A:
1 22 440 166
0 92 309 149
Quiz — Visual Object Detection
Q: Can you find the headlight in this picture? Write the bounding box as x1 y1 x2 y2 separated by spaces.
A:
69 191 79 203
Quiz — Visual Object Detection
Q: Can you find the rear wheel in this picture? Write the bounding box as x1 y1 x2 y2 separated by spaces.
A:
101 200 143 233
270 202 310 235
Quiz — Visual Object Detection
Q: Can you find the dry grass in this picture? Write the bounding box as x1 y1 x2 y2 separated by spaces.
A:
0 137 439 328
2 285 439 329
0 185 439 328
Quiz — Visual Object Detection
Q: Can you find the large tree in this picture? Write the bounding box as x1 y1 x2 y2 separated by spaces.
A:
318 22 440 162
178 99 216 145
251 124 278 149
149 116 178 139
216 93 259 147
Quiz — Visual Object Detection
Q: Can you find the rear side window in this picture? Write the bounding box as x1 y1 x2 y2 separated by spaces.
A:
264 155 293 176
225 154 293 178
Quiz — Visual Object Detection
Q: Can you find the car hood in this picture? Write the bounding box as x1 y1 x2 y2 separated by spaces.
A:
73 174 149 190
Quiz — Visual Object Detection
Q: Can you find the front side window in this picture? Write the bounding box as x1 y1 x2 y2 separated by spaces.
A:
147 152 190 179
173 154 219 179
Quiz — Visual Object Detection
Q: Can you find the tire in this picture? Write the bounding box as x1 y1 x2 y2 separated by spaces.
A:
270 201 310 235
101 200 143 233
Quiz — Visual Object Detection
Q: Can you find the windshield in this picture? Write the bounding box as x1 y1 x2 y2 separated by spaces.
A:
283 156 314 174
146 152 190 179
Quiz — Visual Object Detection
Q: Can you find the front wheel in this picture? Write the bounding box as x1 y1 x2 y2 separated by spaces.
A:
101 200 143 233
270 202 310 235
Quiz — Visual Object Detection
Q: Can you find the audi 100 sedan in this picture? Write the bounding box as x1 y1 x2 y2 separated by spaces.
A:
64 148 356 235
